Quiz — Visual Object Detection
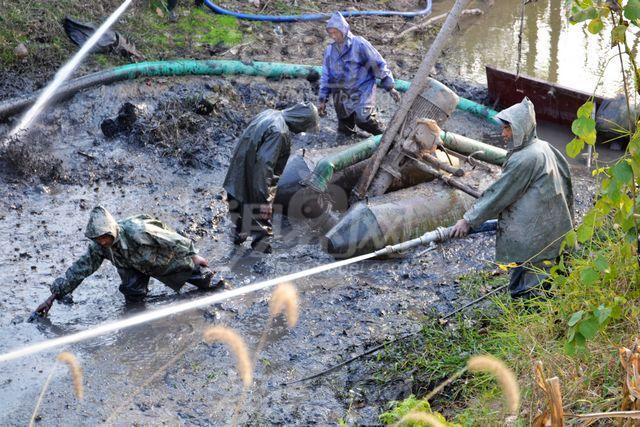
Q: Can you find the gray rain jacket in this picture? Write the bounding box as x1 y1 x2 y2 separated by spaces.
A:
463 98 574 263
223 102 319 205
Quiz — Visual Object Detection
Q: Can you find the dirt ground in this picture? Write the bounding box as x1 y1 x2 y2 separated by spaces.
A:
0 1 598 425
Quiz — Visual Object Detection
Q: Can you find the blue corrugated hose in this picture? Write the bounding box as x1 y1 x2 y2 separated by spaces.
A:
202 0 433 22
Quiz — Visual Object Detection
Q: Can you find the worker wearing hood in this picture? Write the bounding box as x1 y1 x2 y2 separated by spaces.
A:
451 98 574 298
223 102 319 252
318 12 401 136
34 206 216 314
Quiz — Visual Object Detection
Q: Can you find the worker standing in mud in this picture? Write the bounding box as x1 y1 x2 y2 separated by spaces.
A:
451 97 574 299
33 206 216 315
318 12 401 136
223 102 319 253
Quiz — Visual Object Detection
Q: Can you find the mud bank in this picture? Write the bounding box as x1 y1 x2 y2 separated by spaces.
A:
0 68 599 426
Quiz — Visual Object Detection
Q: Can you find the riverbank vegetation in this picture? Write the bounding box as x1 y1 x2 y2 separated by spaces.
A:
379 1 640 424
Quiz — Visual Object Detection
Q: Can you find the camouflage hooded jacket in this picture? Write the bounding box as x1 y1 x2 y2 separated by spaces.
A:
50 206 198 297
463 98 574 263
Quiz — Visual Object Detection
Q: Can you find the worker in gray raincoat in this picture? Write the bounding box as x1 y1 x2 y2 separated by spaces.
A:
451 97 574 298
318 12 401 136
34 206 215 315
223 102 319 252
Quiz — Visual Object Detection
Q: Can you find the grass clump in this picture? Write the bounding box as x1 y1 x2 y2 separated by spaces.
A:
378 223 640 425
380 395 458 426
0 0 244 74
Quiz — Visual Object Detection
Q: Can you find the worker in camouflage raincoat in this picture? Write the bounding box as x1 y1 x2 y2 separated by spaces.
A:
34 206 215 315
318 12 401 136
223 102 319 253
451 97 574 298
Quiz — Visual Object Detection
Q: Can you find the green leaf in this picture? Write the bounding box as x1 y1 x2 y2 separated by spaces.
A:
578 316 600 339
594 255 609 273
583 130 597 145
566 137 585 158
574 332 587 352
624 0 640 20
568 310 584 326
572 117 597 137
571 6 598 22
580 267 599 285
611 24 628 44
612 160 633 183
565 339 576 356
577 223 594 242
567 326 576 341
577 101 595 118
599 5 611 18
562 229 577 251
588 17 604 33
594 305 612 324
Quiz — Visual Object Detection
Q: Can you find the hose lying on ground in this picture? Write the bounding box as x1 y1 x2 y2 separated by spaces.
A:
0 60 499 125
202 0 433 22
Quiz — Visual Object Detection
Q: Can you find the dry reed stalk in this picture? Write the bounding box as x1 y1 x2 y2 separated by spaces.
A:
57 352 84 400
467 355 520 416
269 282 299 328
28 366 56 427
29 352 83 427
618 339 640 427
576 411 640 421
531 361 564 427
620 340 640 410
393 411 446 427
234 284 300 425
203 326 252 387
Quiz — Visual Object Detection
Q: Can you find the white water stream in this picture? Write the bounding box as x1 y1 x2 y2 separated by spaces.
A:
0 252 375 362
7 0 134 139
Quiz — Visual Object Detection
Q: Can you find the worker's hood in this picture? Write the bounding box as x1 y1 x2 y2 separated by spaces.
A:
282 102 320 134
326 12 351 38
495 97 538 151
85 205 119 241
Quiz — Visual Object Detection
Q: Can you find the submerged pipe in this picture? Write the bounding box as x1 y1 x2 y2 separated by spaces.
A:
323 180 476 258
305 130 506 194
203 0 433 22
0 60 499 125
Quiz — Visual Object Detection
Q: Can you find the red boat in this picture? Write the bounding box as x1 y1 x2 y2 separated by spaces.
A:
486 65 607 125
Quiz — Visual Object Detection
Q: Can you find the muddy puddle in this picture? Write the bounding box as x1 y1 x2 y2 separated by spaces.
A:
0 2 610 423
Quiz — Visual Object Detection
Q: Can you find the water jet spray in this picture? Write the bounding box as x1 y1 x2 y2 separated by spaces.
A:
0 221 496 363
6 0 134 141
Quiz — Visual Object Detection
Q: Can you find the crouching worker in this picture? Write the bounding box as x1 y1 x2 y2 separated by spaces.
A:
34 206 215 315
451 98 574 298
223 102 320 253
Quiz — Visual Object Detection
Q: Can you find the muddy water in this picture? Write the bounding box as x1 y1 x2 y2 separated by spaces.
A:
0 19 601 424
0 72 513 425
444 0 635 97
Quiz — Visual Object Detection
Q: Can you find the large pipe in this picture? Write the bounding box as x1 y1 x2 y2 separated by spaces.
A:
0 60 499 125
304 131 506 195
203 0 433 22
323 180 477 258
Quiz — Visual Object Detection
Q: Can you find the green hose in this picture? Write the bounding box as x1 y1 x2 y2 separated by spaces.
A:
0 60 499 125
307 135 382 192
307 130 507 192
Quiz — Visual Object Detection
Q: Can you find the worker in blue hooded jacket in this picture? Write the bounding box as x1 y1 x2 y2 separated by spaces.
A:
318 12 401 136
